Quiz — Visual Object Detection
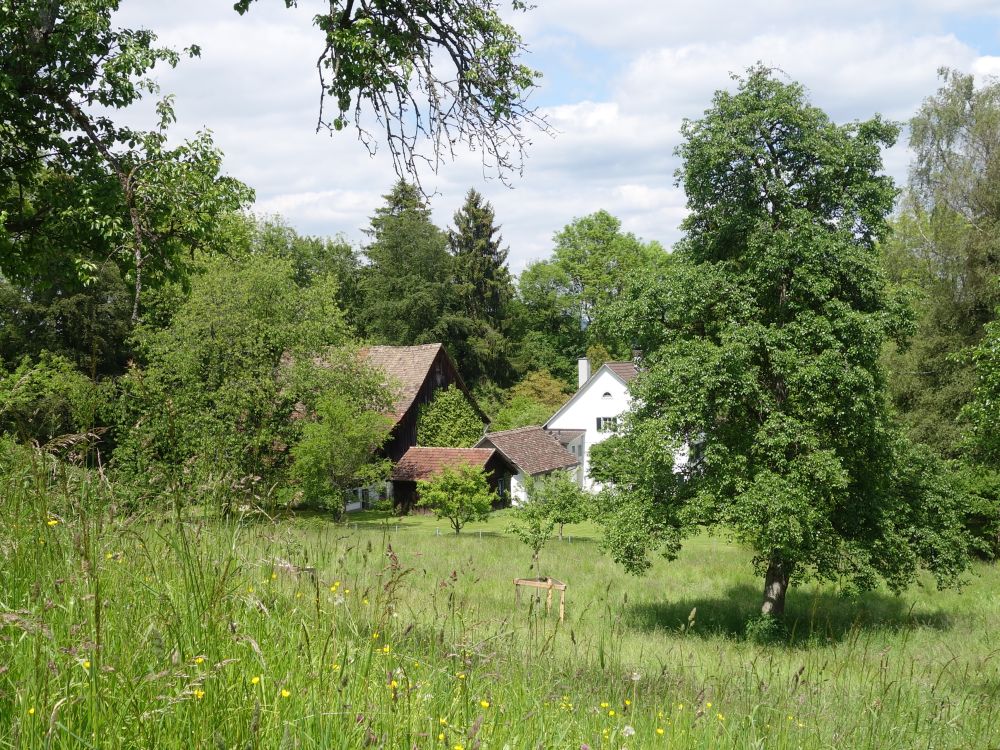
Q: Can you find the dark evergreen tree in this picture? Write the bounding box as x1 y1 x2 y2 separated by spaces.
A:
446 189 516 386
359 182 451 345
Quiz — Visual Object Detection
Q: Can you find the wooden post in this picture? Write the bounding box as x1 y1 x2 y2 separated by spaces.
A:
513 577 566 622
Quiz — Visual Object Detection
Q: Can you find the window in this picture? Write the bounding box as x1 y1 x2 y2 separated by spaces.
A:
602 391 612 399
596 417 618 433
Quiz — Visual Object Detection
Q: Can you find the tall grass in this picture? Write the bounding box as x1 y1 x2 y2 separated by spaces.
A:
2 452 999 748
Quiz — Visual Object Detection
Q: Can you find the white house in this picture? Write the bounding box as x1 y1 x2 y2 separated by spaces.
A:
544 358 639 492
474 426 579 505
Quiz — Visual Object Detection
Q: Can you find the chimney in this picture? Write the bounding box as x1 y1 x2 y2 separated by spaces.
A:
577 357 590 388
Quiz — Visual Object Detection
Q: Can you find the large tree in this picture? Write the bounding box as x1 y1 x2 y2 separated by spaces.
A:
594 67 969 617
883 69 1000 456
1 0 252 320
447 189 515 386
235 0 546 186
359 182 452 345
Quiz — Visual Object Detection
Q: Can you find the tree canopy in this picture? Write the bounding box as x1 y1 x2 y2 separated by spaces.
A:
593 67 969 617
234 0 546 186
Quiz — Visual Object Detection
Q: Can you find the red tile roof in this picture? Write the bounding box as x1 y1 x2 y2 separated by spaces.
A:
475 426 578 476
391 447 497 482
606 361 639 383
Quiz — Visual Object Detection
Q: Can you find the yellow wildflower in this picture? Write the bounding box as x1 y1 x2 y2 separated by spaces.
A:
28 707 35 716
608 709 616 716
438 734 445 741
47 519 58 527
82 660 91 670
600 702 610 708
194 689 205 700
480 700 490 709
271 572 277 580
656 727 665 735
717 713 725 721
281 689 291 698
194 657 204 665
363 598 370 605
332 663 340 671
251 676 260 685
706 701 712 708
625 699 631 706
382 645 391 654
390 680 398 689
439 718 448 726
453 745 464 750
456 672 465 680
372 632 379 640
105 552 113 560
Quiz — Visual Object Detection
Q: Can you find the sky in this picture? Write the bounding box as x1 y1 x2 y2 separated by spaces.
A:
114 1 1000 272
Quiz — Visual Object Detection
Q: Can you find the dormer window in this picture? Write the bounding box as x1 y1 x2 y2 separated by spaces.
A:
601 392 612 399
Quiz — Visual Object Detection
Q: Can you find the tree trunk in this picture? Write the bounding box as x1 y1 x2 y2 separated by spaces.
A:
558 523 564 541
761 556 793 616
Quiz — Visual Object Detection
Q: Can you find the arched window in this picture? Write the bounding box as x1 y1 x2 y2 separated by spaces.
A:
602 391 612 399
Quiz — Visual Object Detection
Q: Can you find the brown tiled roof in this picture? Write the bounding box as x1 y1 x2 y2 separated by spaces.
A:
360 343 445 421
475 426 578 476
391 447 497 482
606 361 639 383
547 428 585 446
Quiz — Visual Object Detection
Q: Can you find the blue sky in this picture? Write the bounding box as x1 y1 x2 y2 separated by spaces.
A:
115 1 1000 271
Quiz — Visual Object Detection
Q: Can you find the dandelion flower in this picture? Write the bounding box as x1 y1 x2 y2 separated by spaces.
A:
456 673 465 680
439 718 448 726
280 689 291 698
706 701 712 708
47 519 58 526
332 663 341 671
372 632 379 640
453 745 464 750
363 598 370 605
105 552 113 560
438 733 445 741
194 689 205 700
608 709 616 717
382 645 391 654
82 660 91 670
390 680 398 689
656 728 665 736
28 707 35 716
625 699 631 706
194 657 205 665
251 676 260 685
480 700 490 709
717 713 725 722
600 702 609 708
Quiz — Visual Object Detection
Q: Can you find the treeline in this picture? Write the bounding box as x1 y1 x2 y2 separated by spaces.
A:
0 0 996 557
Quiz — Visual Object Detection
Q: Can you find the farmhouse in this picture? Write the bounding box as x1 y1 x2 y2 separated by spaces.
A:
389 446 517 510
361 343 488 462
474 426 579 504
343 343 487 510
545 358 639 491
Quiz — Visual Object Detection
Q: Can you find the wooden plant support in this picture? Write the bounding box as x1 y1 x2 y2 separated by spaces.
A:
513 577 567 622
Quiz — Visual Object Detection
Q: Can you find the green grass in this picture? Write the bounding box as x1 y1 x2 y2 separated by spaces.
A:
3 474 1000 749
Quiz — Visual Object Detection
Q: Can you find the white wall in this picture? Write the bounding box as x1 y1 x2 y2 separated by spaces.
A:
546 368 631 492
510 472 528 505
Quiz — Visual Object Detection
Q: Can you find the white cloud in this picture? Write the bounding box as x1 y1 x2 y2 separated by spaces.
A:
108 0 1000 272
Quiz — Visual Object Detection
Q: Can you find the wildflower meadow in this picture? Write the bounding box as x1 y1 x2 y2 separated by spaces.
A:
2 458 999 749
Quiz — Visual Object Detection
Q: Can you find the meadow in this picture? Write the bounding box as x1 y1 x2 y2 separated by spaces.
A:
2 469 999 749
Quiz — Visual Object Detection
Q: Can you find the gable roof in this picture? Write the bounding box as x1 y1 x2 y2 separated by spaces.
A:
475 426 578 476
547 428 585 446
544 361 639 429
606 361 639 384
390 447 499 482
360 343 488 424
